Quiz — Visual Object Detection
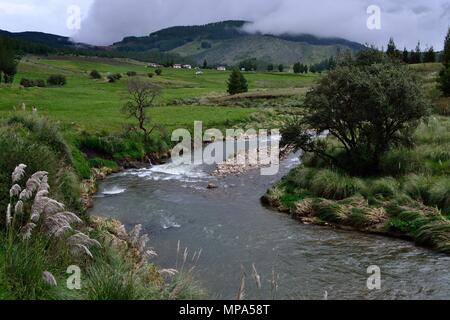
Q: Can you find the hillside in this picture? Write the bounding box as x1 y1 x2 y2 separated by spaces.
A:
1 20 364 66
112 20 364 66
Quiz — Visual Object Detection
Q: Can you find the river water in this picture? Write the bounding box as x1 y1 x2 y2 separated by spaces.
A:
89 142 450 300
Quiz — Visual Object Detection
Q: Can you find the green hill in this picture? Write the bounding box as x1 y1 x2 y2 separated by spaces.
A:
2 20 364 67
112 20 364 66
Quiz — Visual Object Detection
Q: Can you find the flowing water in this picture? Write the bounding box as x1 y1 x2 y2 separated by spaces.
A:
89 140 450 300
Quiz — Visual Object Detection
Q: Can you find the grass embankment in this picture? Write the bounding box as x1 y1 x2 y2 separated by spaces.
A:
265 63 450 253
0 114 203 300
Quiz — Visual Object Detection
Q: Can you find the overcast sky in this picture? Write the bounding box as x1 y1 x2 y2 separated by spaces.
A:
1 0 449 50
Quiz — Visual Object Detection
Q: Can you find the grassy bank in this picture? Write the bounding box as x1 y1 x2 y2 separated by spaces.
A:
0 113 204 300
265 63 450 253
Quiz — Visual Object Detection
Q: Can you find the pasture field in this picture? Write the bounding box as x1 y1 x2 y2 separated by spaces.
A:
0 55 318 132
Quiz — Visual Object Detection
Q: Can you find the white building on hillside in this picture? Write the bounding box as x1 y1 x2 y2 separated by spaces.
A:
217 66 226 71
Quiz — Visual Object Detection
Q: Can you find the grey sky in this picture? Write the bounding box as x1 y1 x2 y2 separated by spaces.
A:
0 0 448 50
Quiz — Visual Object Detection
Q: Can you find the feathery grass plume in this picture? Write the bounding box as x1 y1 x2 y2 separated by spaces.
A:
10 184 21 198
12 164 27 183
21 223 36 240
129 224 143 246
14 200 24 215
43 199 65 215
67 231 101 248
251 264 262 289
237 271 246 301
19 189 33 201
43 212 81 237
271 268 279 300
127 224 157 265
42 271 57 287
159 269 179 277
6 203 12 225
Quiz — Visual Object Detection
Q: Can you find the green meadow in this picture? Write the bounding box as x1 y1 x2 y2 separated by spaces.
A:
0 56 318 132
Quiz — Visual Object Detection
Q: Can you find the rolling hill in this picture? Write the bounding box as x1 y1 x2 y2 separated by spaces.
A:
2 20 364 67
111 20 364 66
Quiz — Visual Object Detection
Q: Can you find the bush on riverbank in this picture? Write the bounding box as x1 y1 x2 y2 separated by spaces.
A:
266 116 450 248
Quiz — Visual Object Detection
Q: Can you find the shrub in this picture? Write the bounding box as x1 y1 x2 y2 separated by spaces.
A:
107 73 122 83
20 78 46 88
148 73 154 78
438 67 450 96
379 148 424 176
155 68 162 76
35 79 46 87
369 177 400 199
47 74 66 86
310 169 365 200
126 71 137 77
20 78 33 88
227 69 248 95
429 178 450 214
90 70 102 79
281 62 429 176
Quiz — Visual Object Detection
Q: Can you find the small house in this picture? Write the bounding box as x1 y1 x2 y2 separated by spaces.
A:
173 64 182 69
183 64 192 69
217 66 226 71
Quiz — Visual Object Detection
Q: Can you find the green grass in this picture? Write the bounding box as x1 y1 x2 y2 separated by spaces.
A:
0 55 317 132
0 55 317 175
265 63 450 253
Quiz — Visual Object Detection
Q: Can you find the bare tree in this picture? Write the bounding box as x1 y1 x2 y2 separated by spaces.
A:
122 78 161 143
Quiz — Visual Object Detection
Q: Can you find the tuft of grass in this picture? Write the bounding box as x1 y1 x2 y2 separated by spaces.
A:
429 178 450 215
368 177 400 199
310 169 365 200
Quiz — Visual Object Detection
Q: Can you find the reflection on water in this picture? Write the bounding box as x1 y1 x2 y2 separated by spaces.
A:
89 151 450 300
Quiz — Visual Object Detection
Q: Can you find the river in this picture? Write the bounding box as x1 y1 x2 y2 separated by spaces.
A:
89 141 450 300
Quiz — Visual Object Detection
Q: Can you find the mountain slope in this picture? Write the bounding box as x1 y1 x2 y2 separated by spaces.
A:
112 20 364 66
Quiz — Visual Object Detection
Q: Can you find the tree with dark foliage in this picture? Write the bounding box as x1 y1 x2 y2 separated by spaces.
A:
439 28 450 96
281 63 429 176
227 69 248 95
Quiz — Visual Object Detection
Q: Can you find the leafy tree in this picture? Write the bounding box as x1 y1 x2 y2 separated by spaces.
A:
0 38 18 84
278 64 284 72
439 28 450 96
410 42 422 64
293 62 301 74
90 70 102 79
423 46 436 63
239 58 258 71
227 69 248 95
402 47 409 64
267 64 274 72
443 28 450 68
203 59 208 69
350 46 387 66
439 68 450 96
47 74 66 86
122 79 161 143
386 37 401 60
155 68 162 76
281 63 429 176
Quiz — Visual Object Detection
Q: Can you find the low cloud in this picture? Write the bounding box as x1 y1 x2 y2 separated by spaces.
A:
64 0 450 50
